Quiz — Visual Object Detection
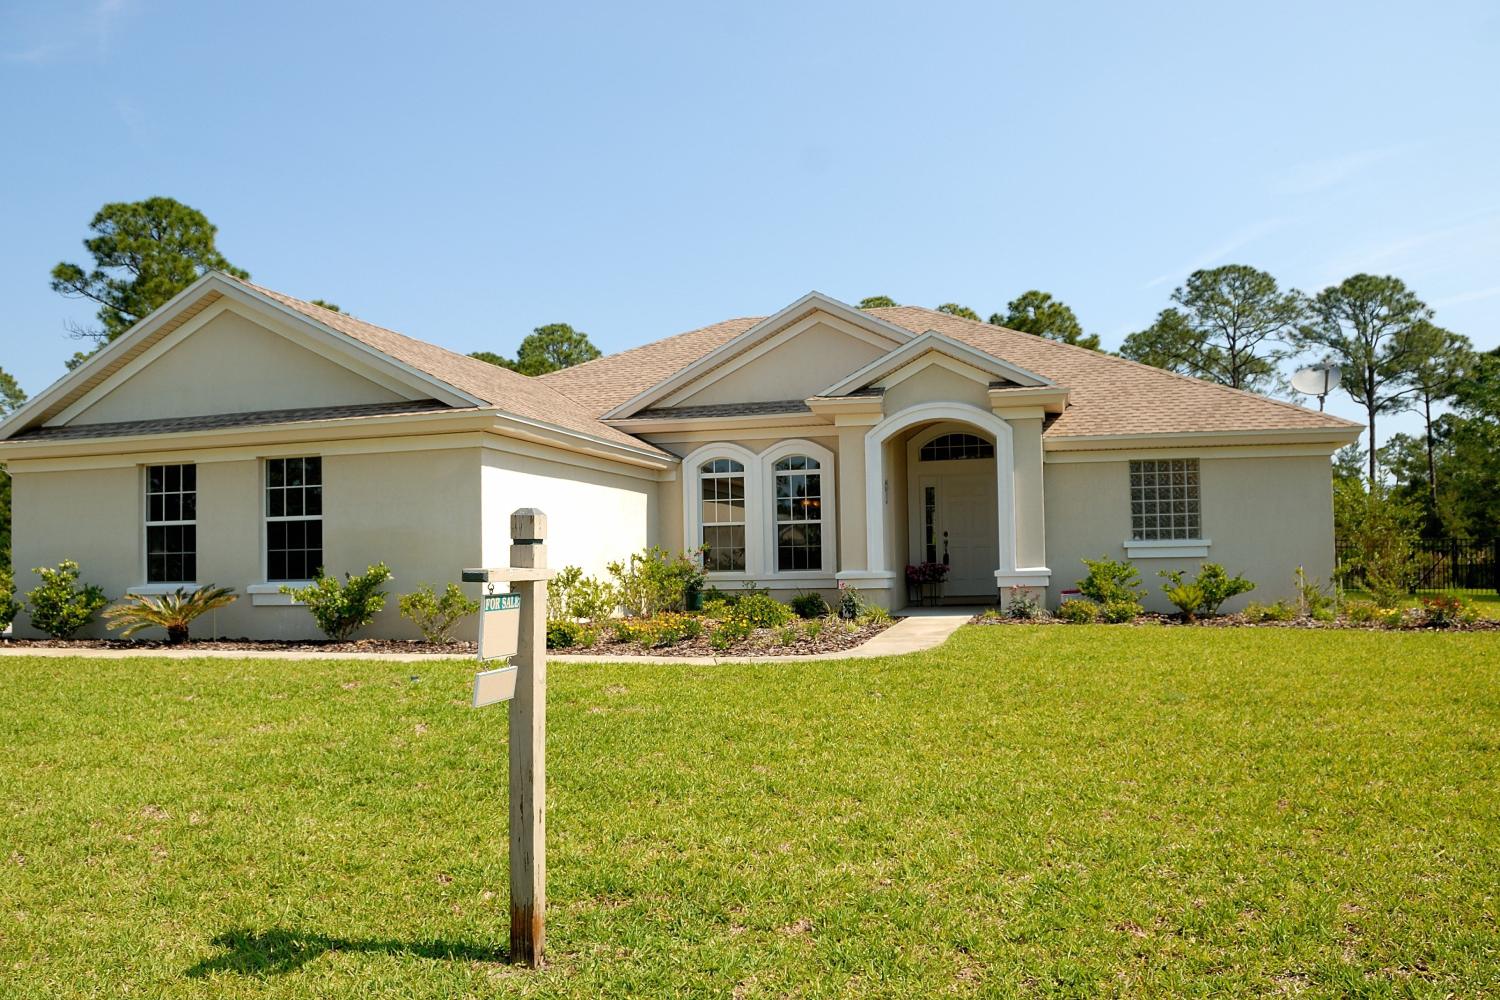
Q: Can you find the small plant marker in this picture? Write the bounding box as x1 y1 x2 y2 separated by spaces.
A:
461 508 555 968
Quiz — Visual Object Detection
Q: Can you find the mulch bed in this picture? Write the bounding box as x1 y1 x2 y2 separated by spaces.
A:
555 618 895 657
0 619 898 657
972 612 1500 632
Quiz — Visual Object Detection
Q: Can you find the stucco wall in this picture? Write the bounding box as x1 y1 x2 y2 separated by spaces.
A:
11 445 484 640
70 308 407 424
675 321 888 406
480 447 659 580
1044 453 1336 612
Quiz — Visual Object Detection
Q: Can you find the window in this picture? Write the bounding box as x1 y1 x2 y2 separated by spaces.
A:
773 455 822 571
699 458 745 572
919 433 994 461
145 464 196 583
923 484 938 563
1130 458 1201 540
266 457 323 581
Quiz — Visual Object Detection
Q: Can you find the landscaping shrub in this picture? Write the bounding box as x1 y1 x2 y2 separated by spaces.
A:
607 547 702 617
1078 556 1143 605
701 596 736 620
1005 588 1047 621
837 588 871 621
1379 606 1408 629
547 619 585 649
1099 599 1143 624
1194 563 1255 614
1344 599 1380 626
1311 606 1337 623
708 616 754 651
1157 570 1206 622
1244 600 1296 623
773 625 800 647
1419 594 1479 628
399 583 479 643
1056 599 1099 623
25 560 108 639
857 604 893 626
802 617 825 640
281 563 392 641
790 591 829 619
1293 566 1336 618
102 584 237 644
1334 480 1420 606
548 566 618 624
646 613 702 647
736 593 793 628
0 566 19 633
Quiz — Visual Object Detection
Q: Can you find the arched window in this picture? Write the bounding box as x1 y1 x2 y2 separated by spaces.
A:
772 456 822 571
699 457 746 572
919 432 994 461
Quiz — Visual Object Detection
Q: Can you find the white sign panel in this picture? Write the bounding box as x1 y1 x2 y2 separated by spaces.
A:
479 592 521 662
472 665 519 707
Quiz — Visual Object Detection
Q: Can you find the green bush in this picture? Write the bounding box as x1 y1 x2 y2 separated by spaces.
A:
708 616 754 651
1005 587 1047 621
547 619 585 649
25 560 108 639
1244 600 1296 623
398 583 479 643
548 566 618 624
1334 480 1420 606
1195 563 1256 614
1419 594 1478 628
1157 570 1206 622
1056 599 1099 623
735 593 793 628
773 625 800 647
1099 599 1143 624
1078 556 1144 605
790 591 829 619
1344 599 1380 625
281 563 392 641
802 617 825 640
1293 566 1335 618
608 613 703 648
857 604 893 626
1311 606 1337 623
607 547 702 617
0 566 20 633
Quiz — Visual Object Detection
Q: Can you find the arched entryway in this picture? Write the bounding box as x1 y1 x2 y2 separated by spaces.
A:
907 425 1000 597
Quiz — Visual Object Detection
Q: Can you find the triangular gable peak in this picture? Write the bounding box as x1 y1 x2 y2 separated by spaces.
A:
819 329 1056 397
0 273 482 440
601 291 915 419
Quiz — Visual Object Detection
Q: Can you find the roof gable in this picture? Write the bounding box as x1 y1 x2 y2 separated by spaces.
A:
820 330 1054 397
598 292 913 419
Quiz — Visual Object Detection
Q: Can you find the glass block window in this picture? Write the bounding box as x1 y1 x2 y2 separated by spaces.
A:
919 433 995 461
145 464 196 583
1129 458 1201 540
773 455 822 571
266 456 323 581
699 458 746 572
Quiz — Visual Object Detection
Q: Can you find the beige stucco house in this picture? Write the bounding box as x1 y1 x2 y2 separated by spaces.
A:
0 273 1362 638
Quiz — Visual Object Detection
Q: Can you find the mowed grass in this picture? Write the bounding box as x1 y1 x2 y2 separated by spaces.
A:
2 627 1497 999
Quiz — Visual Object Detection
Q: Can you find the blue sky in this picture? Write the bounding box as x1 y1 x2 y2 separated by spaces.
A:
2 0 1497 448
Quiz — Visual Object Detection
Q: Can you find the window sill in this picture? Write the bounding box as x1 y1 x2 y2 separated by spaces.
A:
1123 539 1211 559
127 583 201 596
247 581 313 607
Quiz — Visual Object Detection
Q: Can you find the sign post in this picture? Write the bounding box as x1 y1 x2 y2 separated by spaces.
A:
462 508 554 968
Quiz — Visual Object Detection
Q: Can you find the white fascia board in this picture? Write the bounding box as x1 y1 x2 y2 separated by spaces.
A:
600 291 915 420
820 330 1054 398
1043 425 1365 452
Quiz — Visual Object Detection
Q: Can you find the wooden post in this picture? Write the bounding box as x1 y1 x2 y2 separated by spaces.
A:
507 508 547 967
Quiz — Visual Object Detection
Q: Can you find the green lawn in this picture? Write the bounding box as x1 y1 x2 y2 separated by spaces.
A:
2 627 1498 998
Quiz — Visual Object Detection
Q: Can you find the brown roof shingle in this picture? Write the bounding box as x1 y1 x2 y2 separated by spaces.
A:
538 303 1359 439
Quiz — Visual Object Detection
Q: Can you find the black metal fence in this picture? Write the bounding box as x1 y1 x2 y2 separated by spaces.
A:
1336 538 1500 595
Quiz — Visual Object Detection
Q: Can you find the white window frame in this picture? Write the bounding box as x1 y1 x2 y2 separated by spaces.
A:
1123 457 1210 558
759 439 837 579
141 462 198 586
681 442 760 580
260 455 325 591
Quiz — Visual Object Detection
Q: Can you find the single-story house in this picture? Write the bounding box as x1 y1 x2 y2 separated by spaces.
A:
0 273 1362 638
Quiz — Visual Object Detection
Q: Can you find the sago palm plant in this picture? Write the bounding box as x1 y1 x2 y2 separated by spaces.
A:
103 585 238 644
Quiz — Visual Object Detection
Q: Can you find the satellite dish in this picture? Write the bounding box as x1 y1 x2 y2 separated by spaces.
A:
1291 364 1341 410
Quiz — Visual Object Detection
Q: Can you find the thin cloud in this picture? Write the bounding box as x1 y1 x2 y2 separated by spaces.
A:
1143 217 1291 289
1433 284 1500 308
1272 147 1404 197
2 0 133 64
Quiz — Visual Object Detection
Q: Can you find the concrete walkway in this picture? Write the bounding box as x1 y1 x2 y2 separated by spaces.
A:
0 608 980 665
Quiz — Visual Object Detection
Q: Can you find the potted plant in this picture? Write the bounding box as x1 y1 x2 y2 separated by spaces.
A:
905 561 950 606
682 546 708 612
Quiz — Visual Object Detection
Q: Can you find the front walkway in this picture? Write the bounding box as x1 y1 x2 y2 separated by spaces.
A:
0 609 979 664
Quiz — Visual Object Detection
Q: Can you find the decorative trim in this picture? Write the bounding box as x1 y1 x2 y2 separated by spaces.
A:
758 438 838 579
822 329 1054 397
247 581 309 606
679 442 763 577
1123 539 1212 559
125 583 203 596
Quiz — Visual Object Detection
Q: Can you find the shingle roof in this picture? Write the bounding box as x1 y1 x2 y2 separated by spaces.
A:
13 400 456 442
631 400 812 420
236 278 668 456
539 304 1359 439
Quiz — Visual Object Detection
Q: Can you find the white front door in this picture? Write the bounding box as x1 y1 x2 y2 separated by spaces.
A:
918 472 998 596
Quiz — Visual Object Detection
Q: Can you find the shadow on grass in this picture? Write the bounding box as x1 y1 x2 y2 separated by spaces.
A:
185 927 506 977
